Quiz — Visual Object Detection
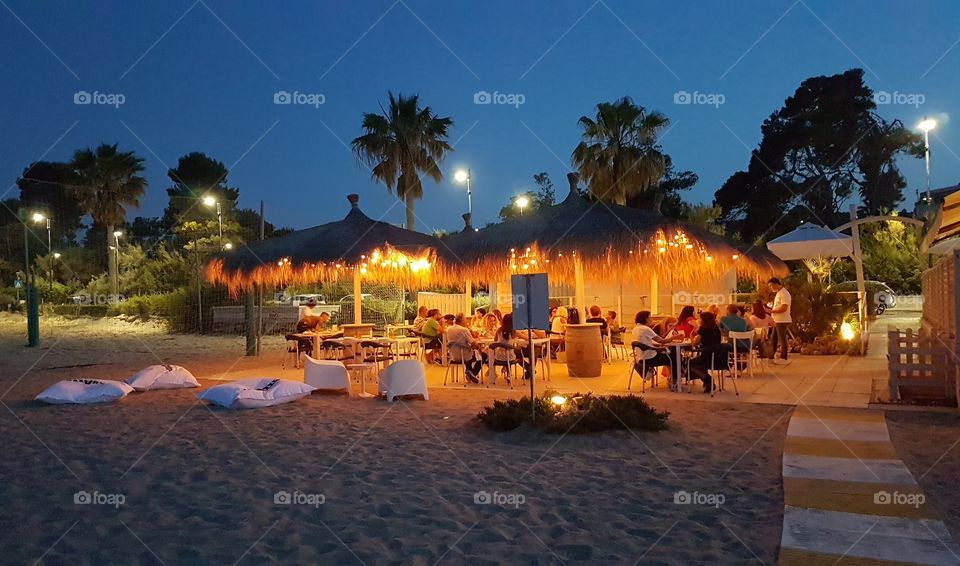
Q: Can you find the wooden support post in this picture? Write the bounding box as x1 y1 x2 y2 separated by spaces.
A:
353 267 362 325
650 273 659 315
244 289 256 356
465 280 472 316
850 205 868 355
574 256 586 320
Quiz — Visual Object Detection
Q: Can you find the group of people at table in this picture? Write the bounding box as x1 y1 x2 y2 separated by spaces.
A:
630 277 792 393
293 277 793 392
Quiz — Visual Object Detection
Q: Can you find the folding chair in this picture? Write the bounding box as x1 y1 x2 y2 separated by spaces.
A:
728 331 754 384
627 341 660 392
488 343 522 386
609 327 627 360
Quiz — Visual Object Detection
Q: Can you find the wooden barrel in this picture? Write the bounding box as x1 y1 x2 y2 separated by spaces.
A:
565 323 603 377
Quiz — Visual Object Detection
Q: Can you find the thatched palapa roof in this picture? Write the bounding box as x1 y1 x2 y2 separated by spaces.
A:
207 194 456 295
443 173 787 285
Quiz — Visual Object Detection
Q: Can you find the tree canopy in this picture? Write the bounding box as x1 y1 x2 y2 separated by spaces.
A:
713 69 923 243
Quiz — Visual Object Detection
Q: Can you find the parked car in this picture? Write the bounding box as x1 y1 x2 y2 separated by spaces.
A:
829 280 897 314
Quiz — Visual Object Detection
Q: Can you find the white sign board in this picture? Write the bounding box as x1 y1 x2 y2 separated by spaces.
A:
511 273 550 330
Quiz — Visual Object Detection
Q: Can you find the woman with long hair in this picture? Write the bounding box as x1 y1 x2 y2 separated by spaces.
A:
675 305 697 338
688 311 728 393
493 313 532 381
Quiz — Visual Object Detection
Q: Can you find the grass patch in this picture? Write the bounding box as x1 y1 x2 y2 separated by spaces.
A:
477 391 669 434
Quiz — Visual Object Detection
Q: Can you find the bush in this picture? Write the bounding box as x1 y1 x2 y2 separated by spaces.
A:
477 392 669 434
49 304 109 318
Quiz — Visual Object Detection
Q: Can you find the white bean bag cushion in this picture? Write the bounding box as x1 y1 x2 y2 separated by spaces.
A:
36 379 134 405
125 364 200 391
197 378 315 409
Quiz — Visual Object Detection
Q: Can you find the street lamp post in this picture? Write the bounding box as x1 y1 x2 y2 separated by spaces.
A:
515 195 529 217
918 117 937 203
203 195 222 242
22 210 39 346
32 213 52 291
113 230 122 296
454 169 472 216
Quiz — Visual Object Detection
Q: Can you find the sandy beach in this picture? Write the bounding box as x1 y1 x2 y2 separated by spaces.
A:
0 314 793 564
3 314 960 564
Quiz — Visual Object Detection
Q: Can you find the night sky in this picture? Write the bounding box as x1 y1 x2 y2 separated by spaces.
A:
1 0 957 232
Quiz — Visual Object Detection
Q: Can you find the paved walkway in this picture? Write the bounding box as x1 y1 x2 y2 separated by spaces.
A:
779 406 960 565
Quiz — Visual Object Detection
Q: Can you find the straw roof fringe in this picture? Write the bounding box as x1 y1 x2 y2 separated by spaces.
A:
442 173 787 285
207 194 455 296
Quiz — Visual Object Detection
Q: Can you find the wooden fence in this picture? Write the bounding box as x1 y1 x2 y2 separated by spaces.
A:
888 328 958 403
921 253 957 336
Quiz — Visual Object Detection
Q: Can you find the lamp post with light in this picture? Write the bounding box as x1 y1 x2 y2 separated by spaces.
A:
112 230 123 295
32 213 53 291
918 117 937 203
515 195 530 217
203 195 223 241
454 169 472 216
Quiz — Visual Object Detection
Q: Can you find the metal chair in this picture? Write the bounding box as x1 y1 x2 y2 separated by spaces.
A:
360 340 393 373
318 340 351 362
488 342 522 386
609 327 627 360
627 341 660 392
443 343 474 386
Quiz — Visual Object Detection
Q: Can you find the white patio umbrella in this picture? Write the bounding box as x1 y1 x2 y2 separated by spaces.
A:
766 223 854 260
767 219 866 353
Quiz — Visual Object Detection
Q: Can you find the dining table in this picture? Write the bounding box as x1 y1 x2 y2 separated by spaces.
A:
479 336 551 386
664 340 695 392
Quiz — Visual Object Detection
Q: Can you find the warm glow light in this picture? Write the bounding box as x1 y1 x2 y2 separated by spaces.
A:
202 196 217 207
550 395 566 406
732 254 739 260
454 169 469 183
113 230 123 238
840 322 855 341
223 242 233 250
53 252 61 259
515 196 530 209
31 212 45 223
918 118 937 133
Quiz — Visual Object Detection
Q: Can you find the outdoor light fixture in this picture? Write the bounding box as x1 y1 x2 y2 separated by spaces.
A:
31 212 45 223
202 195 217 207
203 196 224 240
515 195 529 216
550 395 567 406
453 169 472 215
223 242 233 250
113 230 123 238
840 322 855 341
53 252 61 259
917 117 938 203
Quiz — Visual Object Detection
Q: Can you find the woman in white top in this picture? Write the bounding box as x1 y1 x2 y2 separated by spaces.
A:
631 311 679 378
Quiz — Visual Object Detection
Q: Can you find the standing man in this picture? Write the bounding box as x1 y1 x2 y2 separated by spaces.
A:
767 277 792 364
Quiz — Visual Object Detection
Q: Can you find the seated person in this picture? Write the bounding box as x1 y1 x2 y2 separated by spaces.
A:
653 316 678 339
675 305 698 338
413 305 429 332
479 313 499 339
493 313 532 381
749 300 772 331
445 313 485 383
604 310 619 331
585 305 608 335
471 308 487 332
419 309 443 363
688 312 730 393
720 304 751 351
442 314 456 330
549 306 568 356
631 310 679 378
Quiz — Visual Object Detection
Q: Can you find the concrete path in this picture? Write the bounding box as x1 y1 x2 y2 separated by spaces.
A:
779 406 960 565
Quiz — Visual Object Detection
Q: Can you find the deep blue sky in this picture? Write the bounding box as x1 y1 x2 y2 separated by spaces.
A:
2 0 957 233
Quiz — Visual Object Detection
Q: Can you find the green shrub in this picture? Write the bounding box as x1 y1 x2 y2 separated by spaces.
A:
49 304 109 318
0 293 16 310
477 392 669 434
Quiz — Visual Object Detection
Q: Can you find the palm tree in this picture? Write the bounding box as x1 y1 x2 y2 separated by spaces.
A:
72 144 147 296
572 97 669 206
352 92 453 230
